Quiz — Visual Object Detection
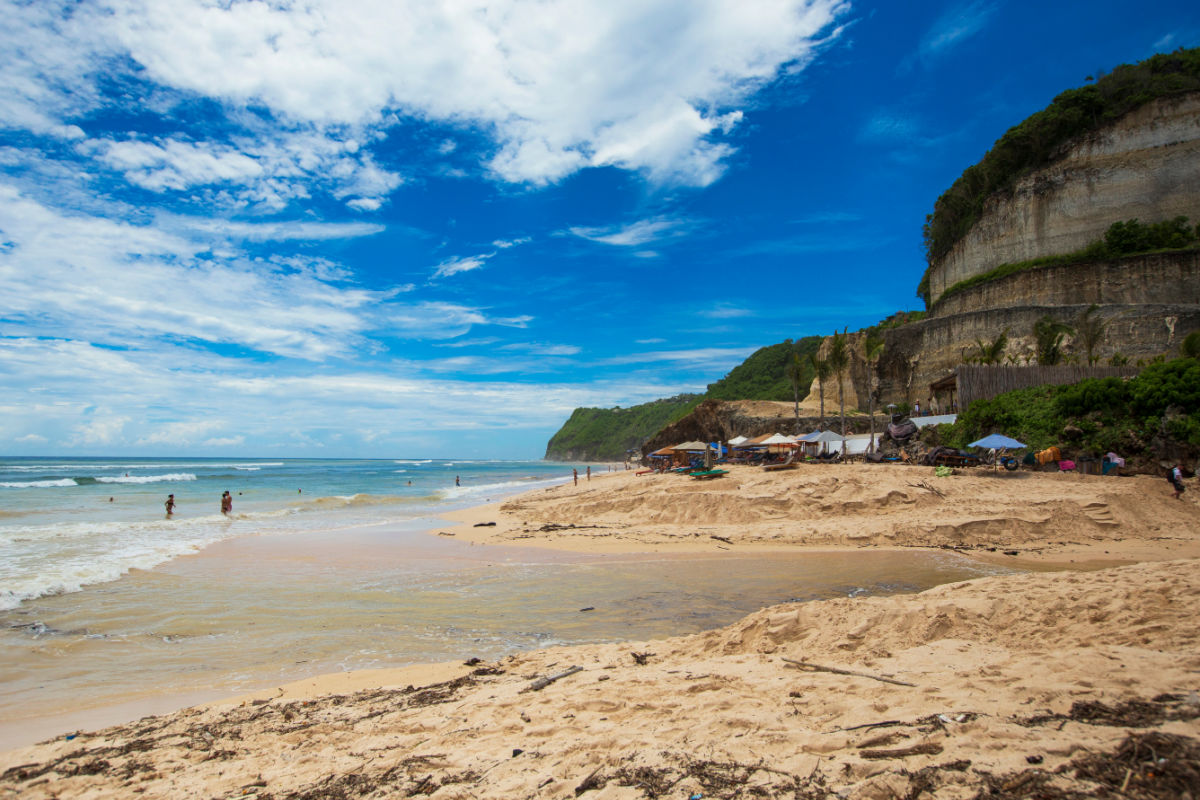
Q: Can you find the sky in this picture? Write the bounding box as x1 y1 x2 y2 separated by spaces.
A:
1 1 1197 459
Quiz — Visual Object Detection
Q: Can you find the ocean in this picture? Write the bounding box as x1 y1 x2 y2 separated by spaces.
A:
0 456 1017 748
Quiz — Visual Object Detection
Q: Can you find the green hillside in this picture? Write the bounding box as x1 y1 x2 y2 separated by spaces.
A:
705 337 823 401
544 394 702 461
544 336 822 460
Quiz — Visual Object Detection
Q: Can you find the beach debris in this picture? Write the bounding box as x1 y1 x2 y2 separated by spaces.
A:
781 657 916 687
579 606 595 612
909 479 945 496
630 651 654 665
859 741 943 759
1018 696 1200 728
437 531 455 536
472 521 497 527
709 534 734 545
574 765 605 795
464 657 482 666
522 665 583 693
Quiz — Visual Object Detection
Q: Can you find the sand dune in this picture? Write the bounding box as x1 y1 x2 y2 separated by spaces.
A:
446 464 1200 565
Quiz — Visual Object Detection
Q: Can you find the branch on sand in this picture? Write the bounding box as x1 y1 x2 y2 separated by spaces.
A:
781 657 916 687
522 665 583 693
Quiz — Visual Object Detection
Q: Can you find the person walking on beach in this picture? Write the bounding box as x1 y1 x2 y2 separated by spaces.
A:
164 494 175 518
572 468 578 486
586 466 591 481
1169 463 1185 499
220 491 232 515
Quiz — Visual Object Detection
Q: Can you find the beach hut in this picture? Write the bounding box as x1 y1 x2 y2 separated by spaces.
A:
804 430 845 457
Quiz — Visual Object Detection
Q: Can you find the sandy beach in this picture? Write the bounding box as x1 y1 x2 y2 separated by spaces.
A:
441 464 1200 567
2 464 1198 798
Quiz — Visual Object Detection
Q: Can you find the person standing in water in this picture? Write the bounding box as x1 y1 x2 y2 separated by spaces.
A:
455 475 460 487
220 491 232 515
164 494 176 518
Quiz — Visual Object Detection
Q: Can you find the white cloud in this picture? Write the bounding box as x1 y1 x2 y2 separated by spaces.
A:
0 336 701 454
702 304 753 319
3 0 848 189
70 412 130 446
0 185 522 359
908 1 998 68
431 253 494 279
569 215 689 246
80 132 402 211
14 433 47 444
203 435 246 447
492 236 531 249
601 346 756 367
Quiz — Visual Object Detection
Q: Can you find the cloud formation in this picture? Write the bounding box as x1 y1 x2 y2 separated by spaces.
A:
3 0 848 193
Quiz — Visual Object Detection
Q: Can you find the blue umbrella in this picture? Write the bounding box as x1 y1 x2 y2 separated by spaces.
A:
968 433 1027 449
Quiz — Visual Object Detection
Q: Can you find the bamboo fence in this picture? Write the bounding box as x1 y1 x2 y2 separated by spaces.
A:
957 365 1140 411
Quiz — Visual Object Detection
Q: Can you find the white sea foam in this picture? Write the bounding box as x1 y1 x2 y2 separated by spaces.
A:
2 462 284 472
0 478 79 488
94 473 198 485
0 515 238 610
393 459 432 465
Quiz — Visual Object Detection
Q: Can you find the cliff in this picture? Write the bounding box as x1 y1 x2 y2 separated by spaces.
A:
925 93 1200 305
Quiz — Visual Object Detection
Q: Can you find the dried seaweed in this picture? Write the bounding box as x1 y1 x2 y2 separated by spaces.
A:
1019 696 1200 729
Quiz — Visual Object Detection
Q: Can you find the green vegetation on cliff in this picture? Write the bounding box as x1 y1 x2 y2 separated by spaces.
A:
544 395 701 461
545 337 823 460
934 217 1200 306
704 337 823 401
940 356 1200 458
919 46 1200 303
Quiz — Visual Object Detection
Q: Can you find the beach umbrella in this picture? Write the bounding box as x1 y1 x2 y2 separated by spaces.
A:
968 434 1027 450
727 435 748 446
810 430 845 443
758 433 797 446
671 440 709 451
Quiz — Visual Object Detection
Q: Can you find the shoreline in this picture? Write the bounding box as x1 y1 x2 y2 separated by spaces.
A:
3 462 1198 797
4 558 1197 798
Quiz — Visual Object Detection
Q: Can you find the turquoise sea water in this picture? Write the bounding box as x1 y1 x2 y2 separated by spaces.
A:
0 456 581 609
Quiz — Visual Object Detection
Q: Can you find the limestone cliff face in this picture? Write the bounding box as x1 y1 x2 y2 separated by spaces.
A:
926 93 1200 305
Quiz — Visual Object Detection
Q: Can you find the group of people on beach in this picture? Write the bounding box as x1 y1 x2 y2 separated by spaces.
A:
163 491 235 518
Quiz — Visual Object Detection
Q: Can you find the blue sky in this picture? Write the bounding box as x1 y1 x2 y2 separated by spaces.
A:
1 0 1197 458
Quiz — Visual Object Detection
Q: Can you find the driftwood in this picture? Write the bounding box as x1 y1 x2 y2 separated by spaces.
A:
781 658 916 687
710 535 734 545
522 665 583 693
860 742 943 759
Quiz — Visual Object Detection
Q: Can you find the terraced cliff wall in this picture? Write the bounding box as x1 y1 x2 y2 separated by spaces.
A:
925 93 1200 306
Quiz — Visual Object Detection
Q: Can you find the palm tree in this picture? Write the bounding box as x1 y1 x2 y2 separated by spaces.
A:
971 328 1008 365
808 352 831 427
784 351 804 434
864 334 884 453
1075 304 1106 365
826 329 850 452
1034 316 1074 365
